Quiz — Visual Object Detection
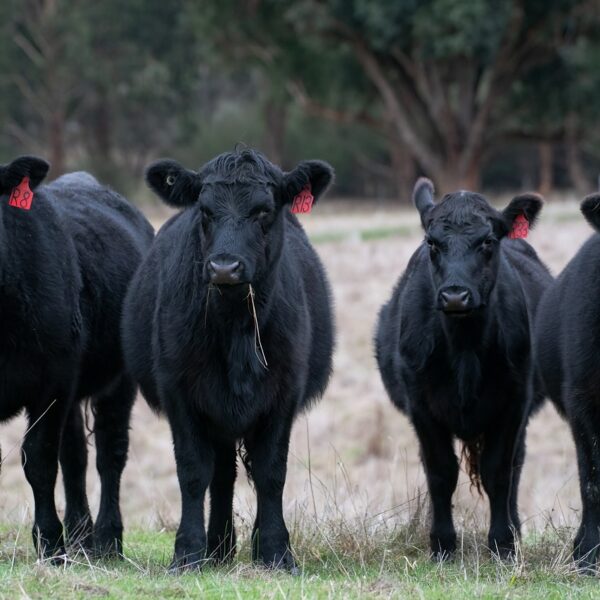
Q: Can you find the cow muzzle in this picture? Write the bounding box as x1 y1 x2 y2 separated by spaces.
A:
206 255 245 286
438 286 473 316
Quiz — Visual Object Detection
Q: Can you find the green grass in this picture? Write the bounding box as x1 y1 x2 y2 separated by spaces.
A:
0 522 598 599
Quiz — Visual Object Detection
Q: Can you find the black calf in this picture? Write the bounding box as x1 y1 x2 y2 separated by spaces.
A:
122 148 334 571
0 157 153 558
376 179 552 559
535 193 600 570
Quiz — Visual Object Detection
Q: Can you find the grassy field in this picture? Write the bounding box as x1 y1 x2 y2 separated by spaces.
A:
0 195 598 598
0 523 599 599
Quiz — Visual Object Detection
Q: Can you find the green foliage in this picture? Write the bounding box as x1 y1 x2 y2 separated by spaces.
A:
0 0 599 197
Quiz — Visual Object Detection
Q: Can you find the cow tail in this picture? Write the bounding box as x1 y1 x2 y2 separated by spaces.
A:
460 436 484 497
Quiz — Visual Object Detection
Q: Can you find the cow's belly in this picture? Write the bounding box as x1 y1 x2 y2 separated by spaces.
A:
0 352 76 421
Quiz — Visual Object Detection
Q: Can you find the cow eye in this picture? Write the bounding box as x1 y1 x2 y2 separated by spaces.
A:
481 237 494 249
426 238 438 254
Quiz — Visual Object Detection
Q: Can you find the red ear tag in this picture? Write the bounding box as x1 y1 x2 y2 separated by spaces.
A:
8 177 34 211
508 213 529 239
291 184 314 214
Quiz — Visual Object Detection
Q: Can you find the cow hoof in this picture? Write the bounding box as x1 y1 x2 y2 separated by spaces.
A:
574 541 598 574
430 534 456 562
489 538 516 560
431 549 454 563
207 537 237 565
64 515 94 553
492 547 515 561
93 526 123 559
33 528 66 563
169 548 207 573
258 548 297 572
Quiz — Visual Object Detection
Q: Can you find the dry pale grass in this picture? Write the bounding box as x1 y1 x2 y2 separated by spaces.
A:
0 194 591 549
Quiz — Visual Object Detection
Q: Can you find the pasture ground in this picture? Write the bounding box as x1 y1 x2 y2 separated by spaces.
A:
0 194 597 598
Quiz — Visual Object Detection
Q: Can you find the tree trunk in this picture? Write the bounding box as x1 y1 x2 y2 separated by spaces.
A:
262 97 287 167
538 142 553 196
49 109 65 176
566 114 589 196
89 92 114 184
434 156 481 193
389 141 416 202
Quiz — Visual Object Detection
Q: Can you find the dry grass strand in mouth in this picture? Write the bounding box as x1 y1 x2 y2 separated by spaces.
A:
247 284 268 370
204 283 221 327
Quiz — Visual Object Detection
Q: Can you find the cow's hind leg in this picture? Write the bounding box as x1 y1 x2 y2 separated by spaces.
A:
412 412 459 560
60 403 93 551
23 397 68 560
207 440 237 563
568 395 600 571
92 375 136 557
508 435 525 537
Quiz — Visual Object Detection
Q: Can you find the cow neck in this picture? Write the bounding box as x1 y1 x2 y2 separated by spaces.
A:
439 310 488 349
200 271 279 395
438 310 490 418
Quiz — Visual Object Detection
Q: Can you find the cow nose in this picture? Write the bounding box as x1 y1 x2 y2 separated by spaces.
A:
439 288 471 313
208 260 242 285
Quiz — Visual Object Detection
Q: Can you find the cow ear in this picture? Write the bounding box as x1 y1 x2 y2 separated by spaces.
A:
145 159 202 208
581 193 600 231
501 192 544 236
0 155 49 193
413 177 435 228
281 160 334 206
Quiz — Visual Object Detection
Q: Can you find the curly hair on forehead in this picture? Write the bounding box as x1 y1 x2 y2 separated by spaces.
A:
199 147 284 185
430 191 500 227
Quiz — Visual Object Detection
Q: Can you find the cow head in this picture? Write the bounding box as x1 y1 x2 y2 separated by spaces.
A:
146 149 333 287
413 178 543 318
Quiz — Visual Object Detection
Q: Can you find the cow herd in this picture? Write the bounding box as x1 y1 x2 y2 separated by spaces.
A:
0 149 599 573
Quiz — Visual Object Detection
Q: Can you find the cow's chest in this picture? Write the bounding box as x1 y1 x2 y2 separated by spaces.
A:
419 349 521 440
182 329 292 438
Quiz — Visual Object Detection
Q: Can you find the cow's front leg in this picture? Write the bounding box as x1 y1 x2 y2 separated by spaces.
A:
245 412 295 572
412 410 459 560
207 440 237 563
165 389 214 572
567 398 600 571
23 397 68 560
480 406 527 559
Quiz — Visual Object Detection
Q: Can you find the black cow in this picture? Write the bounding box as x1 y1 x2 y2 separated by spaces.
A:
0 156 153 559
375 178 552 559
121 148 334 571
535 193 600 570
